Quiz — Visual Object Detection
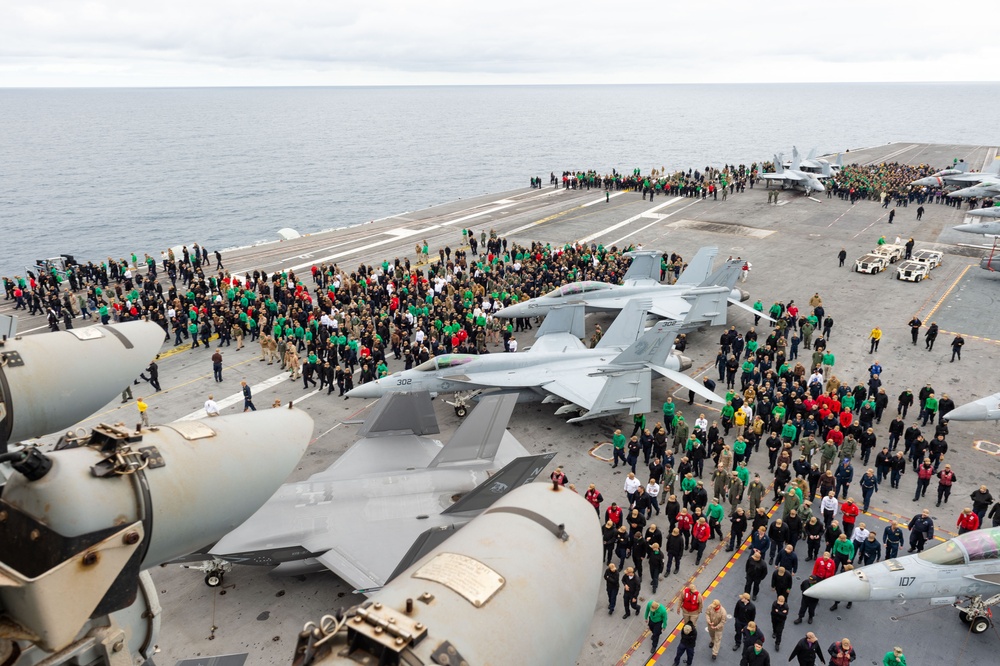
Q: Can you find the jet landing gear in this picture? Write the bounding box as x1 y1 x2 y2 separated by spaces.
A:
184 559 233 587
445 391 483 417
956 593 1000 634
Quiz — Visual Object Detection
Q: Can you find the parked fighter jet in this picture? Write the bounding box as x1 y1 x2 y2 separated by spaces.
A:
805 527 1000 634
910 161 971 187
914 159 1000 189
189 392 554 593
760 151 827 194
965 205 1000 220
944 391 1000 421
949 182 1000 199
782 147 842 175
494 246 766 327
954 220 1000 235
347 300 725 421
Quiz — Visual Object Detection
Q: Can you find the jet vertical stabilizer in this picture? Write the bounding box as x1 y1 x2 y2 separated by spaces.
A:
428 393 518 466
535 303 587 340
622 251 663 285
698 257 743 290
676 246 720 287
610 320 683 367
595 299 653 349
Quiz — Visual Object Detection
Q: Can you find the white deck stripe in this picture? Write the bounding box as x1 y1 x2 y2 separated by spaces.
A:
582 192 626 207
176 372 289 421
576 197 682 244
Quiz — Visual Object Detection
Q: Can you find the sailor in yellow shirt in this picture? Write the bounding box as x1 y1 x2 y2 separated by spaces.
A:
137 397 149 427
869 327 882 354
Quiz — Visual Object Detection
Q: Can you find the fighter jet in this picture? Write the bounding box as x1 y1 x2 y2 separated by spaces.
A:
954 220 1000 236
943 391 1000 421
494 246 767 327
191 392 554 593
782 147 843 175
910 160 971 187
805 527 1000 634
948 182 1000 199
760 151 827 194
965 206 1000 220
914 159 1000 189
347 300 725 421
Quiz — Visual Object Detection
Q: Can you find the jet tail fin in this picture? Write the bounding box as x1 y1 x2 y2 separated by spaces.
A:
596 299 651 349
610 319 683 367
835 153 843 168
676 246 720 286
535 303 586 340
699 257 743 289
805 147 817 161
357 391 440 437
773 154 785 174
441 452 556 515
622 251 662 284
428 393 517 467
987 157 1000 175
790 147 802 171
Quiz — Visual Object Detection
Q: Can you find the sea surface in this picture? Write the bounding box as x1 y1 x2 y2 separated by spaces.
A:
2 83 999 278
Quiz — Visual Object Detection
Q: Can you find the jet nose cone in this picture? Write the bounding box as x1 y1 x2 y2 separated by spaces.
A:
494 305 518 319
804 571 872 602
953 224 982 234
677 355 693 371
944 401 989 422
346 384 377 399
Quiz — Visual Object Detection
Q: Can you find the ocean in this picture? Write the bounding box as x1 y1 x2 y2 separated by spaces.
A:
2 83 999 279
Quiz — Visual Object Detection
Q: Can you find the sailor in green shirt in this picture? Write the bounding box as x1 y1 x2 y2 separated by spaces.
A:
831 533 855 565
921 393 938 425
612 430 627 468
841 393 855 412
736 462 750 486
772 402 787 424
681 473 698 494
662 399 676 434
781 420 797 443
721 402 736 429
705 499 725 539
822 351 835 374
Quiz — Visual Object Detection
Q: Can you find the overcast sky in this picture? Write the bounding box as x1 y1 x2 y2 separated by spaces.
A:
2 1 997 87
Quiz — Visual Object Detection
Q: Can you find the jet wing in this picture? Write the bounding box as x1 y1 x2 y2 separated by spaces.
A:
312 510 461 593
761 172 806 182
537 374 607 411
528 333 588 354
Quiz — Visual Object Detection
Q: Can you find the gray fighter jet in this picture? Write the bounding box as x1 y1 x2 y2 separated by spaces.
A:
494 246 766 326
805 527 1000 634
965 205 1000 220
944 391 1000 421
193 392 554 593
949 182 1000 199
760 150 827 194
347 300 725 420
782 147 843 175
951 220 1000 271
910 160 971 187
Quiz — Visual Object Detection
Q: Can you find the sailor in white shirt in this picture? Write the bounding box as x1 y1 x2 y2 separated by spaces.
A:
204 394 221 417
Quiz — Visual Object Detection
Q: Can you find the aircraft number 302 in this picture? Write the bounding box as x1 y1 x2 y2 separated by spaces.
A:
898 576 916 587
396 378 412 386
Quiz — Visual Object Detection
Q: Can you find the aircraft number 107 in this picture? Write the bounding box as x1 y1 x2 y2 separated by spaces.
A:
898 576 916 587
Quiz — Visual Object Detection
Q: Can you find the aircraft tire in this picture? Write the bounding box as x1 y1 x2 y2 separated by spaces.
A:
971 616 990 634
959 610 971 623
455 405 468 418
205 573 223 587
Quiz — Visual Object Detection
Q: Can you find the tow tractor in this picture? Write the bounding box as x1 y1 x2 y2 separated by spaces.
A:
872 243 906 263
911 248 943 269
896 260 929 282
855 253 889 274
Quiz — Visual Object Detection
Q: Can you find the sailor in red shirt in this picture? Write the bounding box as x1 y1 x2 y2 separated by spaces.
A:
676 508 694 550
957 507 980 534
680 584 703 627
812 552 837 580
605 503 624 527
839 499 860 539
692 518 712 565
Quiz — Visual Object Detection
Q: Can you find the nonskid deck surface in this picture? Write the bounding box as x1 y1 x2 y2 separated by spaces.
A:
3 142 1000 665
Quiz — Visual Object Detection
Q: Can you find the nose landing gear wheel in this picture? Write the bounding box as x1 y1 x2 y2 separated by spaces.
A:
205 572 223 587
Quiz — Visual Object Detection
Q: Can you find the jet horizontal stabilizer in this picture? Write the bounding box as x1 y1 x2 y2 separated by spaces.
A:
385 524 459 584
441 453 556 515
356 391 441 437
